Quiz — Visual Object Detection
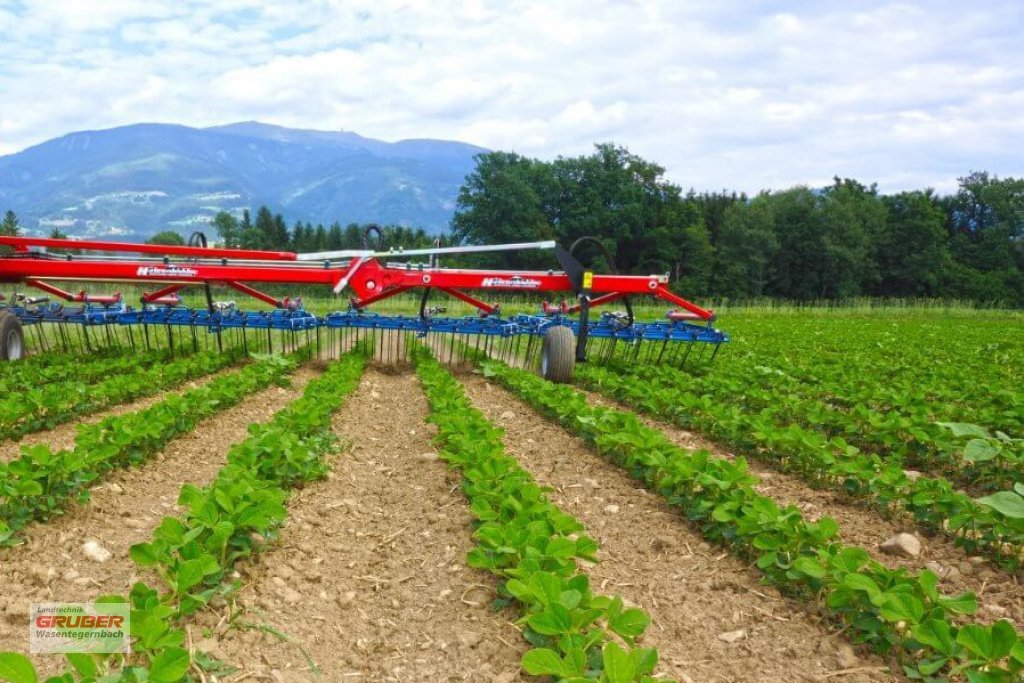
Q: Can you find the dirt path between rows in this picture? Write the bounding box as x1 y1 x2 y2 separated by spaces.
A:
0 368 235 462
202 367 527 683
0 367 320 672
577 388 1024 629
460 373 898 683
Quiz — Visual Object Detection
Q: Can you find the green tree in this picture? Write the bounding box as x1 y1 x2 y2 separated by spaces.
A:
762 188 824 300
211 211 240 247
819 178 884 298
451 151 556 268
327 222 344 250
549 144 683 274
877 191 948 296
146 230 185 246
252 207 276 250
713 197 779 299
1 210 20 236
271 213 290 250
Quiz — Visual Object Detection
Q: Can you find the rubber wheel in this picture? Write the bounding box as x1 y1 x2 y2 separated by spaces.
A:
0 311 24 361
540 326 575 383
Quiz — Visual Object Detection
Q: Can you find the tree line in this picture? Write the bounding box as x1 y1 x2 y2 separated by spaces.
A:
451 145 1024 305
208 207 444 253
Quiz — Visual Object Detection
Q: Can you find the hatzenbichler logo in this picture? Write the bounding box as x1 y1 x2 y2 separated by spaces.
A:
136 266 198 278
30 602 130 654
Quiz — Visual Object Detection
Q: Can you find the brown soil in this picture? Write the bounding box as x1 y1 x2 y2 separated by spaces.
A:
459 373 898 683
200 369 528 683
0 368 235 462
578 388 1024 629
0 368 320 672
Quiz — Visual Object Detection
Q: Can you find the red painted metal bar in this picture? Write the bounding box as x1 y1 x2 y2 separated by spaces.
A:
0 235 297 261
148 294 183 307
653 285 714 320
78 291 123 305
372 267 670 296
225 281 283 308
350 285 414 310
567 291 627 314
23 279 76 301
24 279 122 304
542 301 569 314
437 287 498 315
142 283 187 303
0 258 342 287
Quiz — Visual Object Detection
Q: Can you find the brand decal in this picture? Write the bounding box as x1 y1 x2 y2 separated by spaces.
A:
481 276 542 288
136 266 198 278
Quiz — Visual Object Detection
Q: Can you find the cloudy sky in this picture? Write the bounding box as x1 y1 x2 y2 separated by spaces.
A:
0 0 1021 194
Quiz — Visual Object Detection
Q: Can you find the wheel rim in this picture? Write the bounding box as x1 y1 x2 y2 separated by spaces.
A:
6 330 21 360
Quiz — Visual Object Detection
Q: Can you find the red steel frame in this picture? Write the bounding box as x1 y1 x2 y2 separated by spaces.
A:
0 235 714 321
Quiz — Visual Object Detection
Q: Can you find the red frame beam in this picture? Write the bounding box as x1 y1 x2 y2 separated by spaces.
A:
142 283 186 303
0 235 296 261
225 281 283 308
438 288 498 315
567 292 627 314
24 278 122 304
350 285 413 310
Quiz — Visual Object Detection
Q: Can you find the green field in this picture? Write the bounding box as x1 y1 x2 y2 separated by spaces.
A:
0 304 1022 683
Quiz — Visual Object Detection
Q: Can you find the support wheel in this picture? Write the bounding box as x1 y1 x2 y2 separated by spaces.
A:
540 326 575 383
0 311 24 361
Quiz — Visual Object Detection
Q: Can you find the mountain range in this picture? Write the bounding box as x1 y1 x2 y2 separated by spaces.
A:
0 121 488 240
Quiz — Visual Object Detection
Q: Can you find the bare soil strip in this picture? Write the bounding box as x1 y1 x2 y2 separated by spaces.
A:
460 373 899 683
0 368 320 667
202 369 527 683
578 387 1024 630
0 367 236 463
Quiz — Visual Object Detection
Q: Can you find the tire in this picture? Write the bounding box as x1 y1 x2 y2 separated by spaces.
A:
0 311 24 361
540 326 575 383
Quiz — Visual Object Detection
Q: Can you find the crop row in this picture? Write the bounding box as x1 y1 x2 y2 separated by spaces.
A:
0 350 367 683
0 353 297 545
482 359 1024 682
0 347 127 382
0 348 180 396
0 348 245 442
577 362 1024 569
621 361 1022 494
414 346 668 682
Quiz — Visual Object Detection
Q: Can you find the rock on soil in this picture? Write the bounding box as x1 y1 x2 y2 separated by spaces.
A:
879 533 922 558
81 540 112 563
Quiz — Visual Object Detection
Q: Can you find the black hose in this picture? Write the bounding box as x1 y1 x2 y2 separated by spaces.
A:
363 224 385 251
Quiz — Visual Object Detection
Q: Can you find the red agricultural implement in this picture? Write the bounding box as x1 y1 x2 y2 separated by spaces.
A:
0 233 727 380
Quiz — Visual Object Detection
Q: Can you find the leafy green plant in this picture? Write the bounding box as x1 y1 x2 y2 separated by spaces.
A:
481 358 1024 682
414 346 669 682
0 348 245 442
0 353 296 544
0 349 367 683
574 362 1024 570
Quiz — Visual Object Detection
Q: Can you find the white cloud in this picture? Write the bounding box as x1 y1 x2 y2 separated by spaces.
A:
0 0 1021 193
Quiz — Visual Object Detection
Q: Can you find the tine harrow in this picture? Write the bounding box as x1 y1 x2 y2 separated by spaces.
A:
0 234 728 379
